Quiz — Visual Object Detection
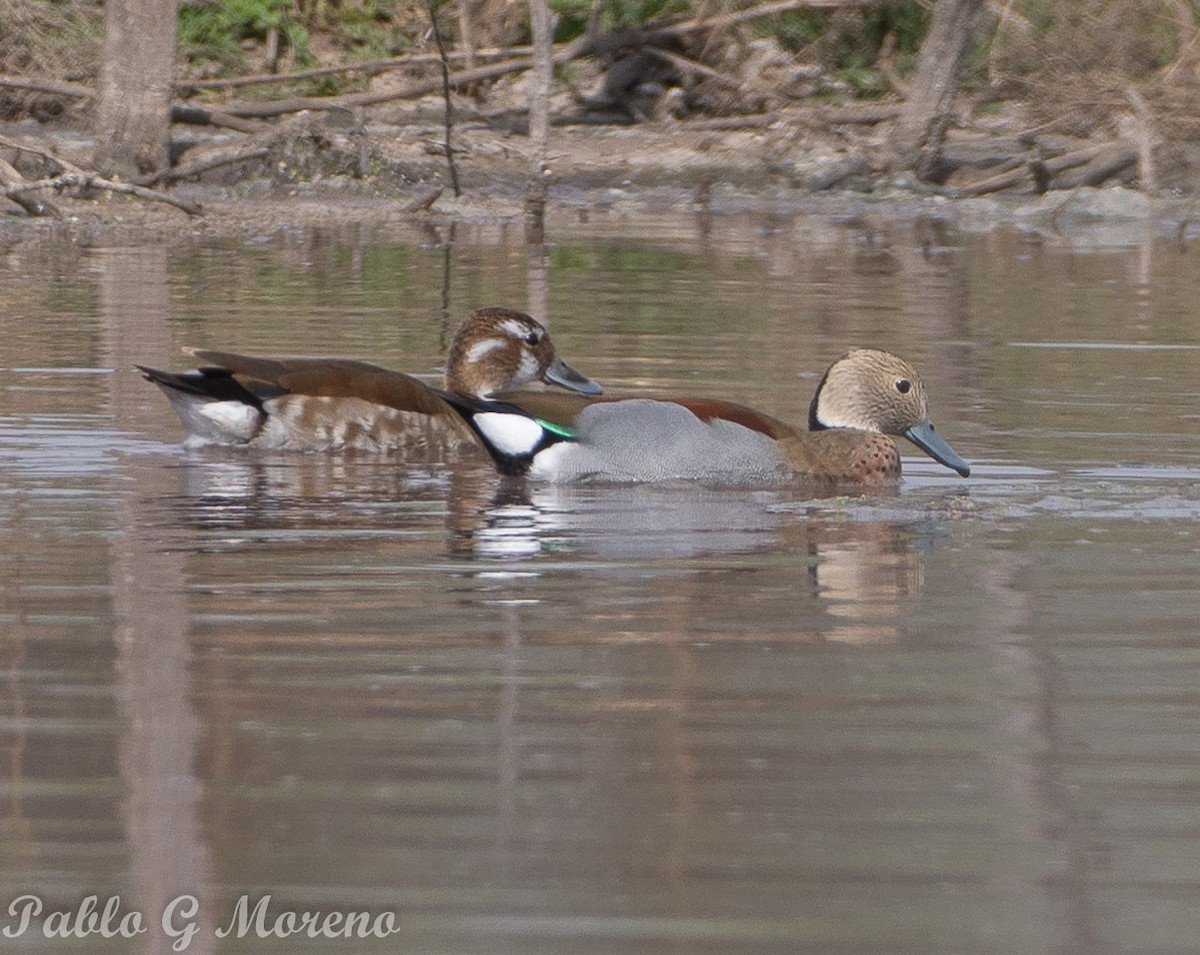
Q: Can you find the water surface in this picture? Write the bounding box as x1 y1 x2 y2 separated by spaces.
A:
1 209 1198 954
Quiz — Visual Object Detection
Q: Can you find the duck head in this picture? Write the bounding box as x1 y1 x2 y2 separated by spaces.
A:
808 348 970 477
446 307 602 399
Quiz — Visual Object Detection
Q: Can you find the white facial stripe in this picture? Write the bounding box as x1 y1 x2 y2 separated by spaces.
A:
466 337 507 363
500 317 536 341
474 412 544 457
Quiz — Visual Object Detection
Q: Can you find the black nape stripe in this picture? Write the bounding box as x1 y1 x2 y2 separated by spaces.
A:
436 389 572 477
807 364 834 432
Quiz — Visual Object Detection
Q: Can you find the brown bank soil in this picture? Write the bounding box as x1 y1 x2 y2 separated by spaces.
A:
4 103 1200 244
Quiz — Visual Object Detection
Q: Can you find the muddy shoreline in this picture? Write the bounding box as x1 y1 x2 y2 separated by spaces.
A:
3 113 1198 245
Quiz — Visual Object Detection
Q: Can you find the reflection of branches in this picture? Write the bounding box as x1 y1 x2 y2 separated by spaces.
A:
439 221 457 343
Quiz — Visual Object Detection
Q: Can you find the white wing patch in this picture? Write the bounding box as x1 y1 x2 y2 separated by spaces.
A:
474 412 544 457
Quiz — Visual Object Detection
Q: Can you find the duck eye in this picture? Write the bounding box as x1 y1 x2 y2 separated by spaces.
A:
895 378 911 394
523 332 542 346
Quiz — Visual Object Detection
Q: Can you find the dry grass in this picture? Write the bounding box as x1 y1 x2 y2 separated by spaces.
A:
987 0 1200 140
3 0 1200 148
0 0 102 119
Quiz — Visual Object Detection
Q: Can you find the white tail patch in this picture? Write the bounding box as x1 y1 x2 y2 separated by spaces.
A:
197 400 263 442
474 412 543 457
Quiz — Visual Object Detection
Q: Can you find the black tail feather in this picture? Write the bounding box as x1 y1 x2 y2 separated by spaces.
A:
137 365 265 410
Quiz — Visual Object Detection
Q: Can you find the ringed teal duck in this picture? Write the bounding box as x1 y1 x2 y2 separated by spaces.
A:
445 348 970 484
138 306 602 453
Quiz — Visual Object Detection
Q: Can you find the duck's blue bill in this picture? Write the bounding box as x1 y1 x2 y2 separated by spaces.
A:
905 418 971 477
545 357 603 396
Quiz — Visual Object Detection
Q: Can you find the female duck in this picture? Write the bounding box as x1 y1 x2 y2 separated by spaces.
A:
449 348 970 485
139 306 601 454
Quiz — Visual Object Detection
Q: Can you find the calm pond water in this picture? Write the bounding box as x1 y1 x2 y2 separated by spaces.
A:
2 204 1199 955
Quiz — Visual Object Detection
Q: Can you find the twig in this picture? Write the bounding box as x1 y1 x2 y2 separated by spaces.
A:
171 104 267 134
0 74 92 100
1125 87 1157 192
174 47 536 92
0 133 87 174
876 31 909 96
645 47 744 91
142 147 271 186
530 0 555 177
3 173 203 215
819 103 900 124
457 3 479 78
1161 0 1200 82
428 0 462 197
682 114 772 130
0 157 61 217
398 185 444 213
215 52 553 118
954 159 1034 196
986 0 1033 88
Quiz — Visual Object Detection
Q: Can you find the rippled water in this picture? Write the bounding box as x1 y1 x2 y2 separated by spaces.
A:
2 208 1199 954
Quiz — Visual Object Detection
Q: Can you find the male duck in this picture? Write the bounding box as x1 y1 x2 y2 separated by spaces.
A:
139 306 602 453
445 348 970 484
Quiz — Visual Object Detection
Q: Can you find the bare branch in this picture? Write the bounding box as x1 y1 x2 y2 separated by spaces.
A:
429 0 462 196
0 74 92 99
143 147 271 186
3 173 203 215
0 134 88 174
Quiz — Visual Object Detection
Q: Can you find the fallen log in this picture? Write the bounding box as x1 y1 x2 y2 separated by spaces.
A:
1051 143 1137 189
0 74 92 100
955 141 1130 196
171 104 267 134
